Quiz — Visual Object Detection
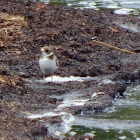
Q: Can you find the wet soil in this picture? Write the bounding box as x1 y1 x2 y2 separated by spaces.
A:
0 0 140 139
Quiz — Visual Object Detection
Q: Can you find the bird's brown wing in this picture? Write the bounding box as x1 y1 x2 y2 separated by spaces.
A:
56 57 59 67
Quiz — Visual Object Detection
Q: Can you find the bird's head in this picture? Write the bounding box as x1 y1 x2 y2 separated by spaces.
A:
41 46 54 56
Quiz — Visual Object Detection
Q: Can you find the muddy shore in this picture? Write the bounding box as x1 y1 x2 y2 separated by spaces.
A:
0 0 140 139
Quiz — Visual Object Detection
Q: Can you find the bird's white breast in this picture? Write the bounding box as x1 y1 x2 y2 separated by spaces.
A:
39 56 58 74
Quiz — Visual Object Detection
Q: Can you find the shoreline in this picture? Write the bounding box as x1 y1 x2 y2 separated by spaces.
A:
0 0 140 139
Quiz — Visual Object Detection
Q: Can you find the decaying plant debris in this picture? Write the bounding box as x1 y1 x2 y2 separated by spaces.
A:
0 0 140 139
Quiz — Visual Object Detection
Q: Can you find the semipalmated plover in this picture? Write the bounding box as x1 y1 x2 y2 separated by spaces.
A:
39 46 59 79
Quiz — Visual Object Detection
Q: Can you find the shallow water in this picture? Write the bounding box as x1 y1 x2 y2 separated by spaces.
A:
27 75 140 139
67 84 140 139
114 22 140 33
36 0 140 17
67 126 140 140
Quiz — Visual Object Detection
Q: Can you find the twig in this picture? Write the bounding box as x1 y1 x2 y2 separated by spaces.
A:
92 40 136 54
109 26 119 32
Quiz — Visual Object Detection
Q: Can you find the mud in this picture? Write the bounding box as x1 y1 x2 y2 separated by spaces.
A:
0 0 140 139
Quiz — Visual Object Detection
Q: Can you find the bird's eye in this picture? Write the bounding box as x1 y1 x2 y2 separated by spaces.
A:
45 49 49 53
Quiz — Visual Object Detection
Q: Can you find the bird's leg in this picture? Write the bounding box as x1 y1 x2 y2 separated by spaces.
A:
43 73 46 80
43 74 45 80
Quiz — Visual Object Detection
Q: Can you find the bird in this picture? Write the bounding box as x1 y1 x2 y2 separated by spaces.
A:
39 46 59 80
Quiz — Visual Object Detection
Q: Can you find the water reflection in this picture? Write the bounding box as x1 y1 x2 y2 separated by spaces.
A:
35 0 140 17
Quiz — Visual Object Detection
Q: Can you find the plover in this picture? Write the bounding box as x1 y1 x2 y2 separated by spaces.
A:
39 46 59 80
